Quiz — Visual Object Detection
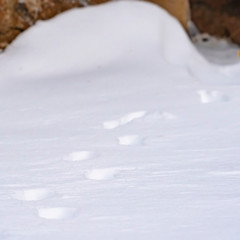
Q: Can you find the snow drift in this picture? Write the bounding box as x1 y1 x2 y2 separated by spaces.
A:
0 0 239 84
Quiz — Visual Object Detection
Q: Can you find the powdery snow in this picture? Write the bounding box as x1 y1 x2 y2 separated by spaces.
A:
0 1 240 240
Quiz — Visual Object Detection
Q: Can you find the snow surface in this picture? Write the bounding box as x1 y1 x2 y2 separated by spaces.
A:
193 33 240 66
0 1 240 239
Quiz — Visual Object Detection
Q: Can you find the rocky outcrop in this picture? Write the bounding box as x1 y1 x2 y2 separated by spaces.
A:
0 0 190 49
0 0 83 49
190 0 240 44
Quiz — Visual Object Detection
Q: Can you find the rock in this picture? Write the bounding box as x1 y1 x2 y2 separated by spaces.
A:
0 0 190 49
150 0 190 30
0 0 82 49
190 0 240 45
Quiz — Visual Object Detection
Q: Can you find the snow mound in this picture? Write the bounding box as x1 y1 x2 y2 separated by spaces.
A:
0 0 239 84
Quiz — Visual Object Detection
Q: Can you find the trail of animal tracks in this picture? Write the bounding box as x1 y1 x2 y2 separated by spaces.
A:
0 1 240 239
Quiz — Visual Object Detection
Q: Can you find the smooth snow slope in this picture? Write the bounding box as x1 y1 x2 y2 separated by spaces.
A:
0 1 240 240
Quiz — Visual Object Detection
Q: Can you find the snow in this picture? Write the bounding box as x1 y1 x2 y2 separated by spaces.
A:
0 1 240 239
193 33 240 66
197 89 229 103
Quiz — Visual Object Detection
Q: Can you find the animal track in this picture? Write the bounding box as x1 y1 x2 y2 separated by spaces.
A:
64 151 95 161
103 111 176 129
119 111 147 125
197 90 229 103
38 207 78 220
118 135 144 146
13 188 55 201
103 120 119 129
85 168 120 180
103 111 146 129
143 111 176 122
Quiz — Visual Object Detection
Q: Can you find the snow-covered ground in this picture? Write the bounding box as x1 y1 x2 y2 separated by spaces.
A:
0 1 240 239
193 33 240 66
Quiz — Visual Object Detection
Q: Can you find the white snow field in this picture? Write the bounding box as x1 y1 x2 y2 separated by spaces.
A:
1 1 240 239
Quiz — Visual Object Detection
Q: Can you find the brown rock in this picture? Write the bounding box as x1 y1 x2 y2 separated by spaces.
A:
0 0 83 49
0 0 16 48
190 0 240 44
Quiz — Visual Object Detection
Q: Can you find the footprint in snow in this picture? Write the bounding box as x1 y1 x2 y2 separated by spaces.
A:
103 111 176 129
103 111 146 129
38 207 78 220
13 188 55 201
143 111 177 122
197 90 229 103
85 168 120 181
63 151 95 161
118 135 144 146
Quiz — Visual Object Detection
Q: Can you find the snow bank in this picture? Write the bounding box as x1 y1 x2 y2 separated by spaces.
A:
0 0 239 84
